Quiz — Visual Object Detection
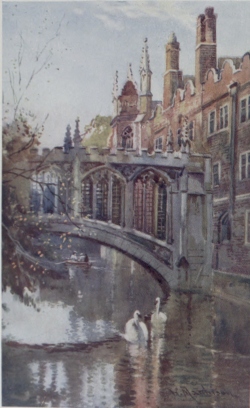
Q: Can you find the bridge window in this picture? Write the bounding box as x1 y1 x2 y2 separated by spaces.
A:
30 172 58 214
157 183 167 239
145 179 155 235
96 179 108 221
81 178 93 218
112 177 122 225
134 179 144 231
134 172 167 240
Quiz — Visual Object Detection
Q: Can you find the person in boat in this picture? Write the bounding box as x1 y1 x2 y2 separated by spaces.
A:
70 251 78 261
84 254 89 263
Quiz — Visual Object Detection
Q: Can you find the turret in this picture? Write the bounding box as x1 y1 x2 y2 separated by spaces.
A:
73 117 82 148
139 38 152 116
195 7 217 86
163 33 183 109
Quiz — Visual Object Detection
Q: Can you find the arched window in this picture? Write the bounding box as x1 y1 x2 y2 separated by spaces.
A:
219 212 231 243
112 176 122 225
121 126 133 149
157 183 167 239
96 179 108 221
134 178 144 231
133 172 167 239
81 177 93 218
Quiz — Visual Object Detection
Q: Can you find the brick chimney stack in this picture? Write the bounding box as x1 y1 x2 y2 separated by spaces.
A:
195 7 217 86
163 32 183 110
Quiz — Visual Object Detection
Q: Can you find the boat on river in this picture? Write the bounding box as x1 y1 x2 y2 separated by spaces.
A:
64 259 92 268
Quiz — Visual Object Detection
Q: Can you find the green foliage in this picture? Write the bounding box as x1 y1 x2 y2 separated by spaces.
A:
82 115 112 149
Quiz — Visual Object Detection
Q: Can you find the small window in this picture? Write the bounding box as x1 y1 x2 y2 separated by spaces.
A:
209 111 216 134
240 99 247 123
155 137 163 150
245 211 250 244
240 96 250 123
220 105 228 129
213 163 220 186
219 212 231 243
240 151 250 180
189 121 194 140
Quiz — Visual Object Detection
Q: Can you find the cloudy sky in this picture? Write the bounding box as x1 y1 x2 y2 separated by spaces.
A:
3 1 250 148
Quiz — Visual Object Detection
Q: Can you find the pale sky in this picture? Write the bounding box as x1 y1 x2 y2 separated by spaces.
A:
2 1 250 149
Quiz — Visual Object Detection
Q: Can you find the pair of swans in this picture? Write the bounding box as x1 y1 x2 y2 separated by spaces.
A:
122 297 167 344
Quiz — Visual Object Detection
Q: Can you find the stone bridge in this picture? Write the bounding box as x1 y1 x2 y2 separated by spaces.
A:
45 216 176 294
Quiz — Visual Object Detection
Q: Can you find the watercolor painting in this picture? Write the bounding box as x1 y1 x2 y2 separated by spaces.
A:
2 1 250 407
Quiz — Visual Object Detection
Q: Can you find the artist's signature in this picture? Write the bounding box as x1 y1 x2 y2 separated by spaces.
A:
167 385 239 402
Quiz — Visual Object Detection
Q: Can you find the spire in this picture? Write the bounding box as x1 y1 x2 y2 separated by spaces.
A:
140 38 152 75
112 71 118 101
127 63 134 82
112 71 119 117
63 124 72 154
73 117 81 148
139 38 152 96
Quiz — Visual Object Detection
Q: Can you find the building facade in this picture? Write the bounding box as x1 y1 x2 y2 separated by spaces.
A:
29 6 250 288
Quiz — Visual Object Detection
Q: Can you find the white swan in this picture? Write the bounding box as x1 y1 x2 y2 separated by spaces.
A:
151 297 167 325
122 310 148 343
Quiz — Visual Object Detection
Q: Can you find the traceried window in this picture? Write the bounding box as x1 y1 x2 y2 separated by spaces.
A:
121 126 133 149
213 163 220 186
245 211 250 245
209 111 216 134
133 172 167 240
155 137 163 150
112 176 122 225
220 105 229 129
30 172 58 214
157 183 167 239
240 151 250 180
81 177 93 218
96 179 108 221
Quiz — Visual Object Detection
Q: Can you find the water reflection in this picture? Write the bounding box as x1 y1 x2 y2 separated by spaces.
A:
2 241 250 407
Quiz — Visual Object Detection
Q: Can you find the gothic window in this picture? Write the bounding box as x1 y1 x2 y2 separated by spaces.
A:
144 179 155 235
81 177 93 218
155 137 163 150
96 179 108 221
218 212 231 243
43 185 55 214
122 126 133 149
220 105 229 129
134 179 144 231
157 183 167 239
112 176 122 225
133 172 167 240
208 110 216 134
240 151 250 180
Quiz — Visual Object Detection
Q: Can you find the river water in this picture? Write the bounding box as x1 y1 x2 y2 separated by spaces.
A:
2 240 250 408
